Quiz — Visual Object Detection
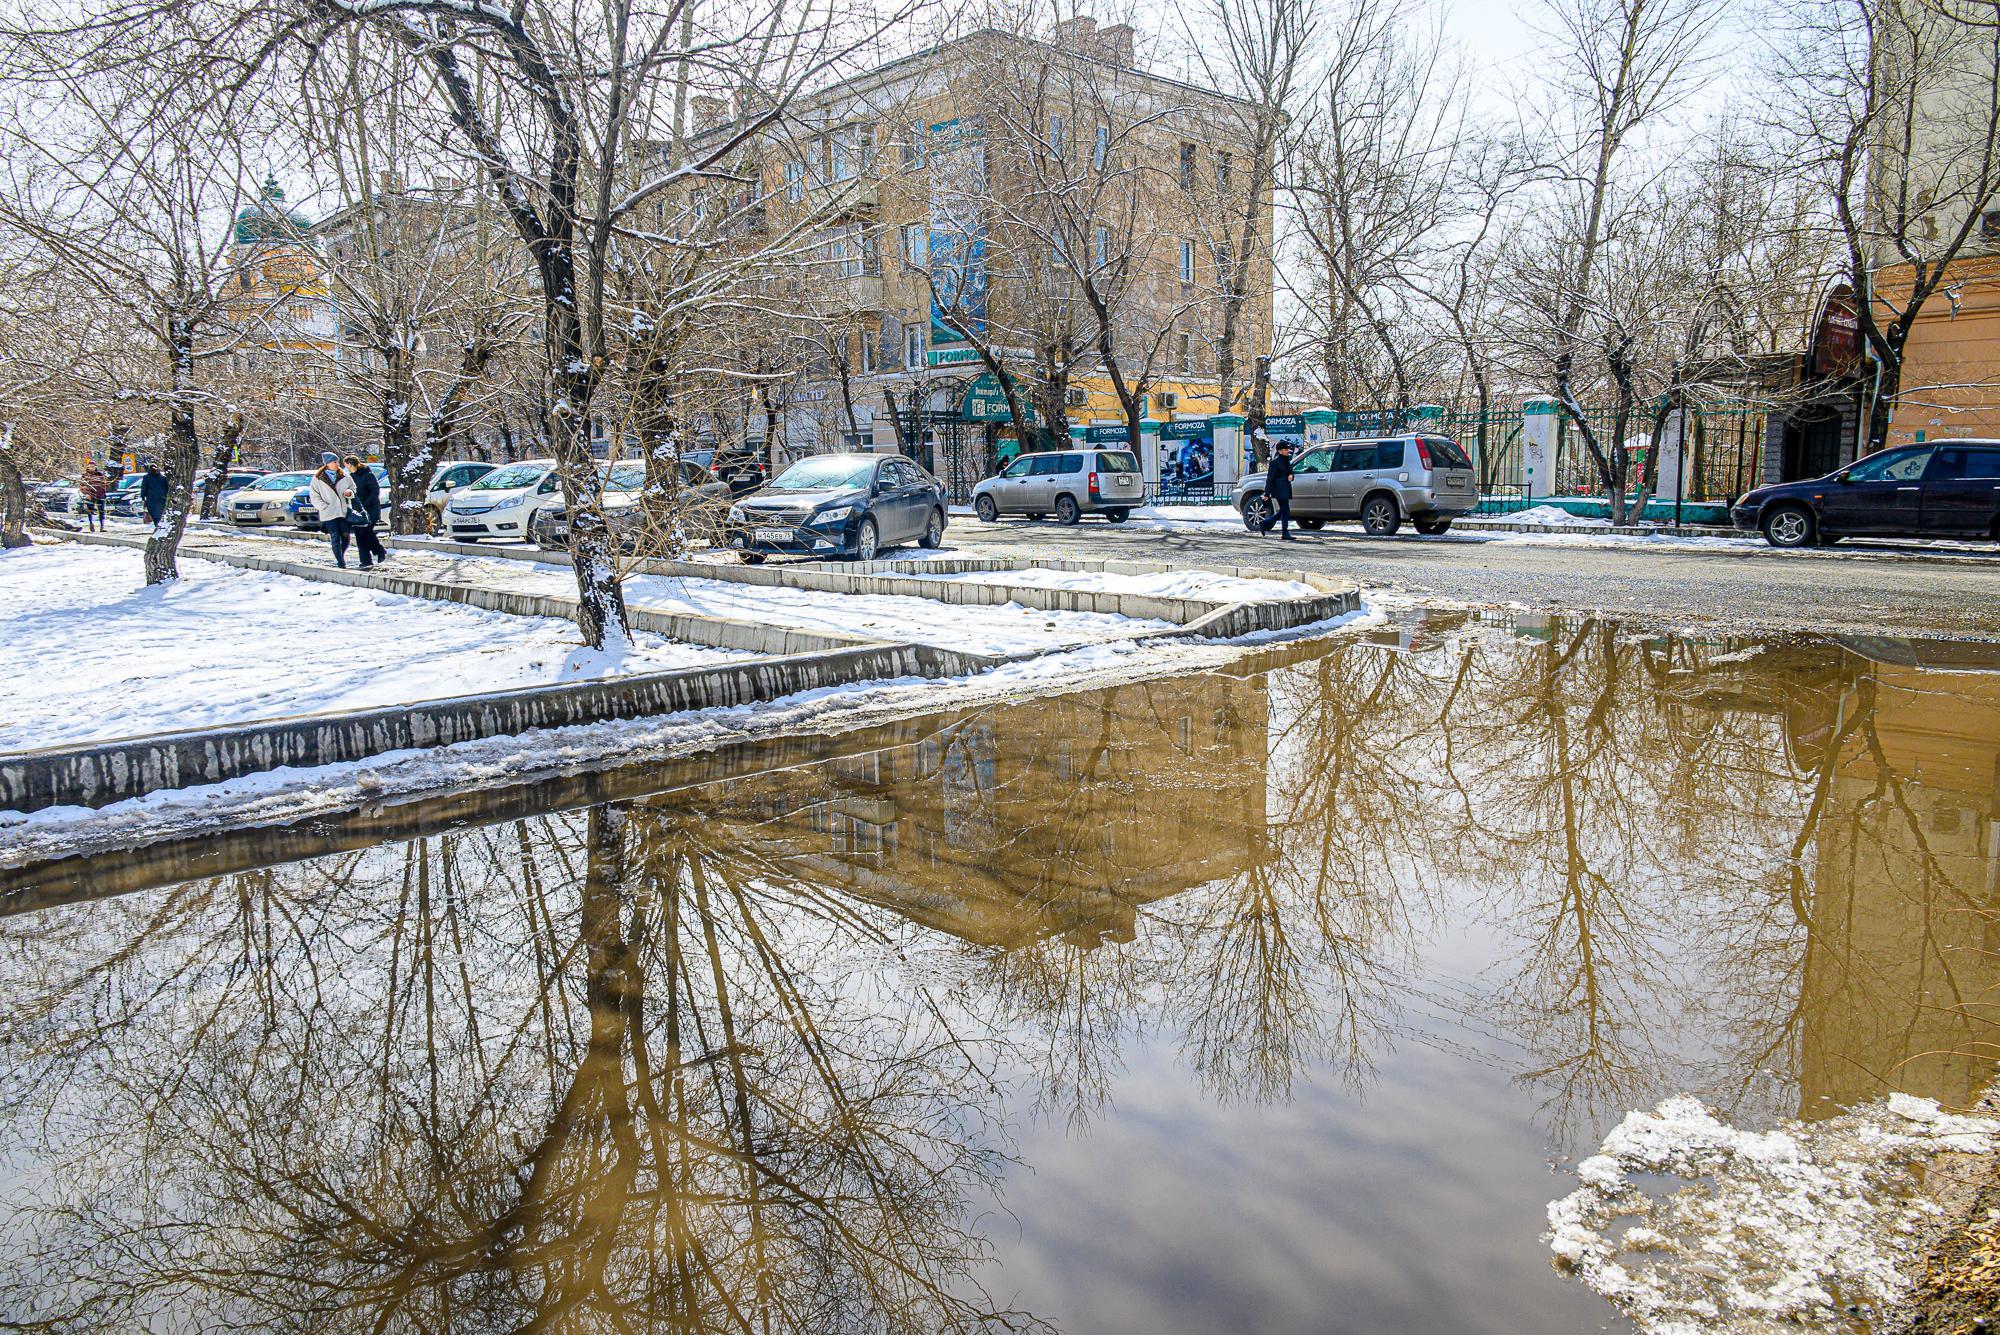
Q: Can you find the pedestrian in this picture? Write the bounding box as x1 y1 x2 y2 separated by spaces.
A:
309 456 358 568
139 463 169 527
1260 439 1296 541
344 455 388 569
79 462 109 532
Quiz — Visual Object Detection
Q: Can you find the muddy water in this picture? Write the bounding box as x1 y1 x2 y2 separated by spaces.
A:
3 610 1999 1334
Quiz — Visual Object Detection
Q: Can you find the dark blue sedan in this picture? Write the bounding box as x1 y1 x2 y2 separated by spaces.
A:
724 454 947 562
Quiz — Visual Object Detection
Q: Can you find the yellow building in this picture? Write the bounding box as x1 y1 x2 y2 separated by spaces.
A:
218 175 339 387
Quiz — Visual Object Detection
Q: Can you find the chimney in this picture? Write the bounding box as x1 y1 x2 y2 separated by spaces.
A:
1053 15 1097 50
1096 23 1135 67
691 95 727 130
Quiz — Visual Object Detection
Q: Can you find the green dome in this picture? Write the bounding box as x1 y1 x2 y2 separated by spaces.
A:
234 174 312 244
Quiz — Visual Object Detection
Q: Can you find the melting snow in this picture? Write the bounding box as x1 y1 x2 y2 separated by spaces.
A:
1548 1090 2000 1332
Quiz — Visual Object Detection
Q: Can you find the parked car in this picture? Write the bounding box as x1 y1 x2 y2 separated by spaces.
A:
725 453 946 562
532 459 733 551
30 478 78 518
212 470 267 511
422 460 498 531
228 472 313 526
1731 440 2000 547
440 459 562 542
1232 435 1478 536
290 464 388 530
104 474 147 518
971 447 1145 524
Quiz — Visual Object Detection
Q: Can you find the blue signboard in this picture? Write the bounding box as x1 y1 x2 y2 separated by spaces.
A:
927 118 987 357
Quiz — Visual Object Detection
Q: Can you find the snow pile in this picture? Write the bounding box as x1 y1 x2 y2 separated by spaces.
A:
1503 504 1613 528
907 567 1322 603
1548 1091 2000 1332
0 544 744 751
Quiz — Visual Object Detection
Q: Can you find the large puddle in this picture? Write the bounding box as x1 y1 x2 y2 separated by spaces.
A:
4 610 1999 1333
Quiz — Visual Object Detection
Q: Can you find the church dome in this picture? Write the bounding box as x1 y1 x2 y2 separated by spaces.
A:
234 174 313 244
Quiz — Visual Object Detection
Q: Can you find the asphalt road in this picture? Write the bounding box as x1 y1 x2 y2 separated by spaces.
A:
930 517 2000 640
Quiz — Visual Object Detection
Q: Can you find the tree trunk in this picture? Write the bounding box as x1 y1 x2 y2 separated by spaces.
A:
379 343 428 536
1245 355 1272 468
0 436 29 549
144 320 200 585
197 410 243 520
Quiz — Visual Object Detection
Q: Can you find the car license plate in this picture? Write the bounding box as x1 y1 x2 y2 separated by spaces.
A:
1446 472 1469 487
753 527 790 543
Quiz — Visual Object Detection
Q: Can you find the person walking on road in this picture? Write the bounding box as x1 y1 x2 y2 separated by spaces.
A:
344 455 389 569
79 463 108 531
310 455 358 568
1260 440 1296 541
139 464 169 527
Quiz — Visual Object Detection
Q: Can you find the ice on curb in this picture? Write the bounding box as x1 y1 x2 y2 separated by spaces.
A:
1547 1088 2000 1332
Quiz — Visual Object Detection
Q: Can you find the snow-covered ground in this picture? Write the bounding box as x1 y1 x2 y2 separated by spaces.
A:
1548 1089 2000 1332
0 544 749 751
901 566 1322 602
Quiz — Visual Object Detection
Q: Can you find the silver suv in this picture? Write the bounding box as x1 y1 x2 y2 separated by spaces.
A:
1232 435 1477 536
971 448 1146 524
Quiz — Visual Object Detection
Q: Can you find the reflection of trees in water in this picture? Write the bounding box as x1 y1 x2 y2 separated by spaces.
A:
0 806 1044 1333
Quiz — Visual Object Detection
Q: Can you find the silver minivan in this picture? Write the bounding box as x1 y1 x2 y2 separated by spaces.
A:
1232 435 1478 536
971 448 1146 524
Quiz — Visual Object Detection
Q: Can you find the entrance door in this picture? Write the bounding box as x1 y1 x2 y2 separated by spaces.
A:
1782 407 1845 481
1922 445 2000 536
1818 446 1932 535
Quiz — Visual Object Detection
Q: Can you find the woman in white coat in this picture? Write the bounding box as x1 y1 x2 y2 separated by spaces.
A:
309 456 358 567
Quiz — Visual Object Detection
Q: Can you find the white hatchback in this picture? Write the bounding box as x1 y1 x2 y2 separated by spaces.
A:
441 459 562 541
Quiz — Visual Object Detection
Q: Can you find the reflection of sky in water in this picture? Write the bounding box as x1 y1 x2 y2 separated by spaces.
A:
3 610 1998 1333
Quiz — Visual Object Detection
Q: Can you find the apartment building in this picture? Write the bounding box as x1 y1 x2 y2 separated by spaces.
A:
694 19 1277 493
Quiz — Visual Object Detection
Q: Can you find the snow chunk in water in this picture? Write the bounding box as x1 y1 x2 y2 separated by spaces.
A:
1548 1088 2000 1332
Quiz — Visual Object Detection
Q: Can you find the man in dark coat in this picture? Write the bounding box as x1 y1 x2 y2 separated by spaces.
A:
139 464 169 526
345 456 389 568
1259 440 1295 540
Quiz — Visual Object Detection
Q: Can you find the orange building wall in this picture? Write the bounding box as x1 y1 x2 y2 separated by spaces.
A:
1879 254 2000 447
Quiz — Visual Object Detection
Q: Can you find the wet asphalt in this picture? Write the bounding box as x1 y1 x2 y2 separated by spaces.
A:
929 517 2000 641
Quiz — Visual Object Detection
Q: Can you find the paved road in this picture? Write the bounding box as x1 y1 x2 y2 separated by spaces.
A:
929 517 2000 639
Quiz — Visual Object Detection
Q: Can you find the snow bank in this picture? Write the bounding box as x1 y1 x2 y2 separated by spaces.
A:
903 567 1322 603
0 544 743 752
1501 504 1614 528
1548 1090 2000 1332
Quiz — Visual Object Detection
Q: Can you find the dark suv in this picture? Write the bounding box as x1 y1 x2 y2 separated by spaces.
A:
1731 440 2000 547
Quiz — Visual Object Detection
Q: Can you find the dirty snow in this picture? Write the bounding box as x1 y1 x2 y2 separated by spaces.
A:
1547 1089 2000 1332
1503 504 1614 527
0 600 1386 859
902 567 1323 602
0 543 745 751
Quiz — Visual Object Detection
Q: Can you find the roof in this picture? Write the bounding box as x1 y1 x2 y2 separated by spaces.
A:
234 174 313 245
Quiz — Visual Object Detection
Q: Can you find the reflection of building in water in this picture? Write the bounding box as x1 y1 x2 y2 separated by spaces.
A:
1796 641 2000 1115
665 673 1270 949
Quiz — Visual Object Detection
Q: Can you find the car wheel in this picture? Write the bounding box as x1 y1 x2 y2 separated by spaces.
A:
1295 518 1325 531
854 516 880 561
1242 493 1271 532
1415 518 1453 535
1105 509 1129 523
1055 494 1081 525
975 494 999 523
920 509 945 548
1762 505 1814 548
1361 494 1402 536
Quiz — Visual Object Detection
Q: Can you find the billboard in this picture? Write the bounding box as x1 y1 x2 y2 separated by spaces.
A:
926 118 988 363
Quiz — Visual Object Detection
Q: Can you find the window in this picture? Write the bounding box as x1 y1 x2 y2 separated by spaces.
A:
1001 456 1034 478
1984 210 2000 244
1178 142 1196 189
1293 447 1333 474
828 224 877 278
1847 447 1932 482
900 131 925 170
859 329 877 375
1093 224 1112 269
1047 113 1064 153
1056 453 1084 474
1216 150 1232 193
1029 453 1065 475
1424 437 1474 469
1331 445 1375 472
1097 450 1139 473
904 326 923 370
1927 446 2000 480
691 188 708 224
828 124 873 181
1177 330 1193 372
902 222 928 267
1093 123 1110 170
1179 239 1195 283
1373 441 1406 469
784 159 805 203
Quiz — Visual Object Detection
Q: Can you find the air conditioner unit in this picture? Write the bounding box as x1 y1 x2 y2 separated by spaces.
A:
1154 391 1177 412
1064 387 1088 408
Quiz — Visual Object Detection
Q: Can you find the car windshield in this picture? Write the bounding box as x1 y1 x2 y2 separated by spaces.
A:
604 463 647 491
474 463 550 490
771 457 875 491
254 473 310 491
1097 451 1139 473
